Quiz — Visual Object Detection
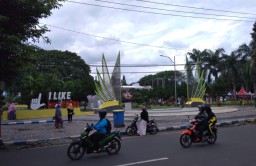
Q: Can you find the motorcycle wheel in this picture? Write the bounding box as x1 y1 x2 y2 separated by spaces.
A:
67 141 86 160
126 126 136 136
207 133 217 144
180 134 192 148
106 138 121 155
148 125 158 135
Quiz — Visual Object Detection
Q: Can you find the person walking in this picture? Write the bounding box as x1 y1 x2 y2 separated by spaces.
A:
137 106 149 136
8 103 16 120
67 103 74 123
54 104 63 128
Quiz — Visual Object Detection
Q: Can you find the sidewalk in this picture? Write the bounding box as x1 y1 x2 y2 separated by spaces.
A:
1 106 256 146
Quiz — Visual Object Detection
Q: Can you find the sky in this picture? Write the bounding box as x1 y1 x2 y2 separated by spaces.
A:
37 0 256 84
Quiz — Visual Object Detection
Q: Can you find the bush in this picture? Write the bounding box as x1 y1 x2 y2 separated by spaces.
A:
132 102 140 108
217 101 221 106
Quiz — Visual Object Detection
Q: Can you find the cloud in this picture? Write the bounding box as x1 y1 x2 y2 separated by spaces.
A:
36 0 256 84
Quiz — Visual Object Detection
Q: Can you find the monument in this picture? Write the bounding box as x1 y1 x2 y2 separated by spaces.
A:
94 52 122 112
185 57 206 107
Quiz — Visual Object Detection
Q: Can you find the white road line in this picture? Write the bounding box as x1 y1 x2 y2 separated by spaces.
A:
116 157 168 166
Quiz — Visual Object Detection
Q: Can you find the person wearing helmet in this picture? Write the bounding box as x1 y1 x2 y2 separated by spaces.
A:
137 106 149 136
90 109 108 152
204 106 217 134
194 105 208 142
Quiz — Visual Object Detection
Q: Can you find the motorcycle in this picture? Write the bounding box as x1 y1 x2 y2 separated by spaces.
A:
126 114 158 136
180 117 217 148
67 123 122 160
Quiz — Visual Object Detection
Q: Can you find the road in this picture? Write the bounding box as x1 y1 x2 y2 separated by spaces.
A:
1 124 256 166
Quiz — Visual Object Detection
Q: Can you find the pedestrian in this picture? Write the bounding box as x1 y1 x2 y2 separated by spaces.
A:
67 103 74 123
8 103 16 120
53 104 63 128
137 106 149 136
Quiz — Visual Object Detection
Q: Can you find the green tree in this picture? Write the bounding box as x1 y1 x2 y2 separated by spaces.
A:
220 51 242 99
0 0 65 86
121 75 127 85
250 22 256 95
17 47 95 105
236 44 252 91
204 48 224 83
0 81 6 109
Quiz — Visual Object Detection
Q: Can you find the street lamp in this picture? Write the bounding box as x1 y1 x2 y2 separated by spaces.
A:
160 55 177 106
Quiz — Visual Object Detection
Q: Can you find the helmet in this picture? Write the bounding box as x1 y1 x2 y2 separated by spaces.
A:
98 109 107 119
198 105 205 112
204 105 212 114
142 106 147 111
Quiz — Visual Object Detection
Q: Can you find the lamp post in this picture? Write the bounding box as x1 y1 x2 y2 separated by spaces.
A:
160 55 177 106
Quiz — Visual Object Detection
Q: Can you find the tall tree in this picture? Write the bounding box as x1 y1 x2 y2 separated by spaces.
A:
121 75 127 85
17 47 95 105
236 44 252 91
220 51 242 99
0 0 65 85
250 22 256 96
204 48 224 83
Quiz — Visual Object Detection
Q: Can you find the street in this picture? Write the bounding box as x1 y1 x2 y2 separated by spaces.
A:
1 124 256 166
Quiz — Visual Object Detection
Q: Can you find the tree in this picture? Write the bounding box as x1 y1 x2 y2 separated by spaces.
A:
0 81 5 109
0 0 65 86
220 51 241 99
203 48 224 83
121 75 127 85
236 44 252 91
16 47 95 105
250 22 256 95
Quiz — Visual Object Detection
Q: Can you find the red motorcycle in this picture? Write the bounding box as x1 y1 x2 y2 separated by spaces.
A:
180 118 217 148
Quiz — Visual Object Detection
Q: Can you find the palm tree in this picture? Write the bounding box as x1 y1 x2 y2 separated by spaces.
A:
203 48 224 83
220 51 241 99
250 22 256 97
187 49 205 70
236 44 252 91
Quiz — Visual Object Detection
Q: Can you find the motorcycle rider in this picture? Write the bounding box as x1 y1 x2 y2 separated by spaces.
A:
90 109 108 152
194 105 208 142
204 105 217 134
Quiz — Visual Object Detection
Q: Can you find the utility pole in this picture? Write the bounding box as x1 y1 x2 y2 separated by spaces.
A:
160 55 177 106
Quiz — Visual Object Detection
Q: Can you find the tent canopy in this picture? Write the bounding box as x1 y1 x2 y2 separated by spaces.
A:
236 87 251 96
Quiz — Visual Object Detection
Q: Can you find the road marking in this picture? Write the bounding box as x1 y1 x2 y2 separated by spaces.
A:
116 157 168 166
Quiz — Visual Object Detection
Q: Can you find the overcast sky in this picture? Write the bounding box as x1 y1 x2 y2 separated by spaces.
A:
37 0 256 84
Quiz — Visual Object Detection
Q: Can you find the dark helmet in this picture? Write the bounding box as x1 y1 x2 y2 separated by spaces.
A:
198 105 205 112
204 105 212 114
98 109 107 119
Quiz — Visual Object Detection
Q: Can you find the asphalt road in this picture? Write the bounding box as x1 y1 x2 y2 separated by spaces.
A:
1 124 256 166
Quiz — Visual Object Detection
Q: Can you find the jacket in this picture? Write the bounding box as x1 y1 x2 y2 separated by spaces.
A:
93 118 107 134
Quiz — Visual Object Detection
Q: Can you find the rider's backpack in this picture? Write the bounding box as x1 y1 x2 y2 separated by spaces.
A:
105 119 112 134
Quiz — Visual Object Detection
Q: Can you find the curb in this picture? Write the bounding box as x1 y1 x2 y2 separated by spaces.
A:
1 119 54 125
4 118 256 146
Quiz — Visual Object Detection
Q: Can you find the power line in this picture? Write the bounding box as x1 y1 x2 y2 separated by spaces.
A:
89 63 192 67
91 68 200 74
94 0 256 20
66 0 254 22
46 24 190 51
92 71 162 74
136 0 256 16
45 24 235 53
